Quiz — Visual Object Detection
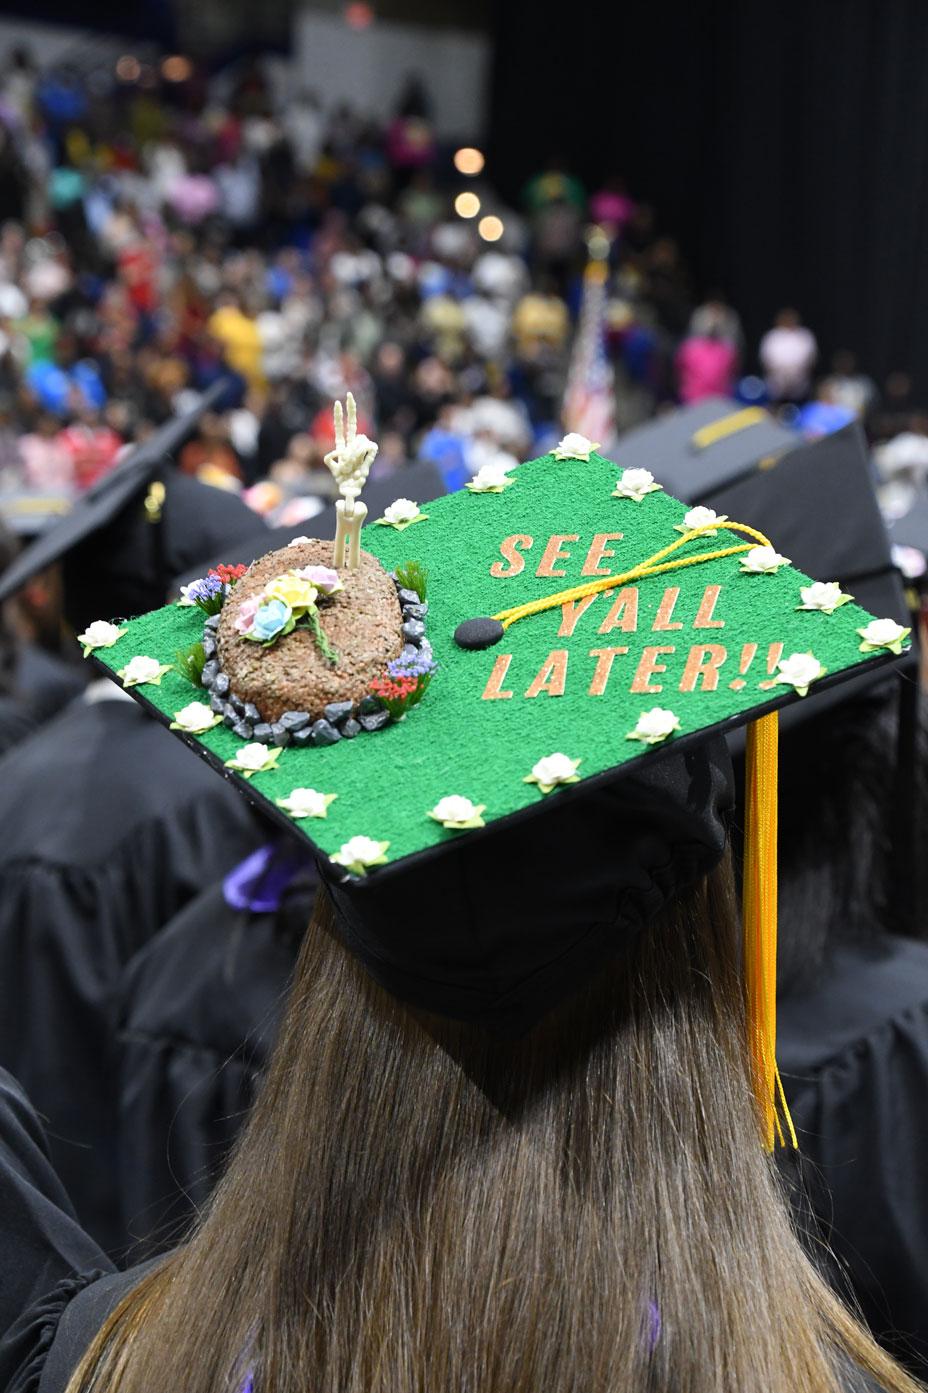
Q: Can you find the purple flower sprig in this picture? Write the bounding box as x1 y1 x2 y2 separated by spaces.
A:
187 573 225 616
387 651 436 682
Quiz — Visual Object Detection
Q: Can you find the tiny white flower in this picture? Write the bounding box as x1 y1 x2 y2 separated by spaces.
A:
626 707 681 745
176 584 197 607
675 506 729 536
739 545 791 574
428 795 486 829
118 655 172 688
612 467 663 502
553 432 600 462
224 742 281 779
276 787 337 820
170 700 221 734
287 536 312 546
857 617 911 654
798 581 852 614
376 497 428 530
77 619 126 656
330 835 390 876
466 463 516 494
775 652 826 697
524 752 582 794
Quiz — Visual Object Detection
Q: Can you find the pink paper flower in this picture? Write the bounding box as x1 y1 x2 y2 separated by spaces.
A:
234 596 261 634
294 565 343 595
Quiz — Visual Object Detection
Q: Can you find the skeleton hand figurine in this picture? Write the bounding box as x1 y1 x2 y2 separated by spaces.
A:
324 393 378 570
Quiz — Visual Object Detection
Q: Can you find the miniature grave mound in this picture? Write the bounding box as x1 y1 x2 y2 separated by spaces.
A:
216 540 404 724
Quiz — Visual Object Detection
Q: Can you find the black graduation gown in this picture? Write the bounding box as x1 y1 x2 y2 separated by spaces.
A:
116 869 311 1256
779 936 928 1378
0 689 262 1257
0 644 85 755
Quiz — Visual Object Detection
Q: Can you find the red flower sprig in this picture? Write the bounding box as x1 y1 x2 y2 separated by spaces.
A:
368 671 432 720
209 563 248 585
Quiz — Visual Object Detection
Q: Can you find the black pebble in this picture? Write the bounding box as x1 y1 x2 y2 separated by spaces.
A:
359 695 382 716
291 728 314 749
200 658 220 688
201 633 217 659
222 705 239 729
243 703 262 724
213 673 230 698
454 617 505 650
232 719 253 741
310 719 341 747
253 722 274 744
230 693 246 716
204 614 221 631
402 602 428 620
269 722 292 748
209 693 225 715
402 619 425 644
341 717 361 739
279 709 310 732
397 587 420 606
324 700 354 726
359 709 391 734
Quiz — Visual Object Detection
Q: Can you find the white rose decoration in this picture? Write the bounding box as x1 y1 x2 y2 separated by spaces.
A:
428 795 486 829
675 506 728 536
170 700 221 734
466 463 515 494
287 536 312 546
798 581 852 614
739 545 791 574
176 585 196 607
775 652 826 697
376 497 428 530
276 787 337 819
224 742 281 779
77 619 126 656
524 752 582 794
330 835 390 876
857 617 911 654
626 707 681 745
118 655 172 688
553 432 600 462
612 467 662 502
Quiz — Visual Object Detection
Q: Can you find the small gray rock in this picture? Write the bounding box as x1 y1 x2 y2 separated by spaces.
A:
359 709 391 734
209 693 226 715
230 693 246 716
232 719 253 741
401 619 425 645
201 633 217 658
279 709 310 733
204 614 221 631
400 644 419 662
243 703 262 724
269 722 292 748
324 700 354 726
402 602 428 620
253 722 274 744
222 705 239 729
310 719 341 747
397 587 420 606
213 672 230 698
291 727 314 748
340 717 361 739
359 695 382 716
200 658 220 688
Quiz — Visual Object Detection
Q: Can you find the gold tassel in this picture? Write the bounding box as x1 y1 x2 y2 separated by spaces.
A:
743 712 797 1151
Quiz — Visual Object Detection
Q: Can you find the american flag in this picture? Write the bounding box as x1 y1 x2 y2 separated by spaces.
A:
562 259 616 446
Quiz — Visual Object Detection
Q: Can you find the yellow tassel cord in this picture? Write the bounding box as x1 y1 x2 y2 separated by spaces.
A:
690 406 769 450
490 517 798 1151
743 713 797 1152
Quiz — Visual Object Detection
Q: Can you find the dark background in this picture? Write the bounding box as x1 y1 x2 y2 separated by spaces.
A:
490 0 928 394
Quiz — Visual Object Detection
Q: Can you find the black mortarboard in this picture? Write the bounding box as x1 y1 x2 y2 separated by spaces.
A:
0 384 263 632
616 397 799 502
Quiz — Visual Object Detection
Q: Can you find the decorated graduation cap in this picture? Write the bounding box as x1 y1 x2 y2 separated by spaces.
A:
0 382 261 633
87 405 909 1152
616 396 798 502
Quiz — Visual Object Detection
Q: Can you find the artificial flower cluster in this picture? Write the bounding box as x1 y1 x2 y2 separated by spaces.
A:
185 564 249 616
235 565 343 659
368 649 436 718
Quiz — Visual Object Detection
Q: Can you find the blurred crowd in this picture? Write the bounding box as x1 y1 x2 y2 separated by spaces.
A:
0 43 922 527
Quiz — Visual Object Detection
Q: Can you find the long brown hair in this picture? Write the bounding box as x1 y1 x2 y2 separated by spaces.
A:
71 857 922 1393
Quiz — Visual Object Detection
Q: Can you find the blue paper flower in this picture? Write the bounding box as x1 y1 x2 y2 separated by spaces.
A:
250 598 292 642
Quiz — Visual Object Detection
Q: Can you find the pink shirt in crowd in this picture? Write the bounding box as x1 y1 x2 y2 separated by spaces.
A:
675 336 738 403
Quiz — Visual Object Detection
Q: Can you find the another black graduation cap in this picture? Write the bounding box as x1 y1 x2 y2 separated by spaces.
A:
0 383 264 633
616 397 799 502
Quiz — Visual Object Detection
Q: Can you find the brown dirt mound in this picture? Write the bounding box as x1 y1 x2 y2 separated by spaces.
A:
216 540 403 722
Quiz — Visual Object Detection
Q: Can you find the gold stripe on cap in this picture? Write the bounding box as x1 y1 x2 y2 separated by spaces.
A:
691 406 768 450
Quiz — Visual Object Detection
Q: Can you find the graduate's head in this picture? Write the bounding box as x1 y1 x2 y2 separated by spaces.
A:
70 423 919 1393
